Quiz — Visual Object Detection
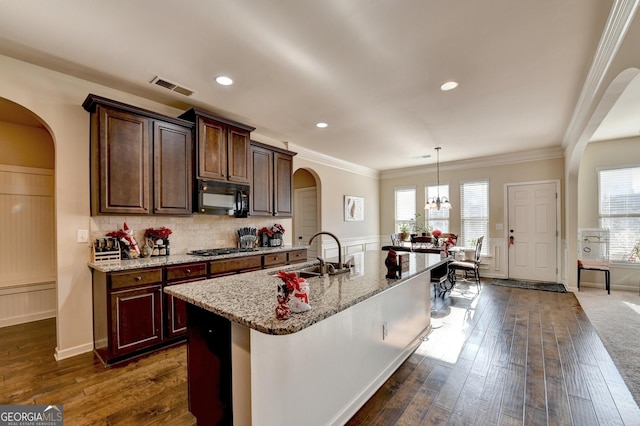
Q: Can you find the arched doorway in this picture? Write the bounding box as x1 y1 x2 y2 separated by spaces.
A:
293 168 320 259
0 97 56 328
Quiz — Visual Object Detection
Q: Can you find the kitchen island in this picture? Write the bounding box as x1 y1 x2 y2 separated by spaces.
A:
166 250 446 425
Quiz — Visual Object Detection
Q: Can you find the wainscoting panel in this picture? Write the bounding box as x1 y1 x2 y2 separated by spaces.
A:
0 165 56 327
0 282 56 327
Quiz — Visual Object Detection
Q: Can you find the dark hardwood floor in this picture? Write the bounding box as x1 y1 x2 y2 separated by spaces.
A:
348 281 640 426
0 321 196 425
2 280 639 425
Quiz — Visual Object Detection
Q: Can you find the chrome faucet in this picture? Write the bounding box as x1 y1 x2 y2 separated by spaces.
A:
309 231 343 270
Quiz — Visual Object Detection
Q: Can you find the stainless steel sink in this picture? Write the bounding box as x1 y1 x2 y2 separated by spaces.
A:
290 262 352 278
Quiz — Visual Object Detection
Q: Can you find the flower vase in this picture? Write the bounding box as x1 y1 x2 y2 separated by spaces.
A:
261 233 270 247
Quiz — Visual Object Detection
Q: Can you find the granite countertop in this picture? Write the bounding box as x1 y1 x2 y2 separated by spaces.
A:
165 251 447 336
88 245 306 272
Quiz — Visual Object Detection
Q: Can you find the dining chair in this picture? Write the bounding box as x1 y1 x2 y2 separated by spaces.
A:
447 236 483 291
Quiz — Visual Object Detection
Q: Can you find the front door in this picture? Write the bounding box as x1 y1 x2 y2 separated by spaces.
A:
507 181 558 282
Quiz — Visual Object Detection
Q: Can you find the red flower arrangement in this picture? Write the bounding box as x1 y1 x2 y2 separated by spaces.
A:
144 226 173 240
258 224 285 237
106 229 128 240
431 229 442 239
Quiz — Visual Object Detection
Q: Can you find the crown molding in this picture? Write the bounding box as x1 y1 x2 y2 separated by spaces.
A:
563 0 640 148
288 143 380 179
379 146 565 179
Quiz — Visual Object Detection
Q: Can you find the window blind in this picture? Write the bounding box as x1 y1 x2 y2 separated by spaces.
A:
599 166 640 261
461 180 488 254
395 186 416 231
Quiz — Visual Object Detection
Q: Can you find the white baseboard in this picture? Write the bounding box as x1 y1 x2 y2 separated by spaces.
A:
54 342 94 361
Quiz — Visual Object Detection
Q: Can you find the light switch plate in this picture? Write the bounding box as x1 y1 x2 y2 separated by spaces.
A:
77 229 89 243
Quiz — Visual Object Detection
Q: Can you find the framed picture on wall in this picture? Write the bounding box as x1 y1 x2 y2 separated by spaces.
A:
344 195 364 221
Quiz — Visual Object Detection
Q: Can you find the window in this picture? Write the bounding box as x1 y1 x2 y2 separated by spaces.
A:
425 184 449 232
599 166 640 262
460 180 489 255
395 186 416 232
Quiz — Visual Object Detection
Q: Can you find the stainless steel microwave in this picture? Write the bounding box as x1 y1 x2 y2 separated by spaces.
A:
195 180 250 217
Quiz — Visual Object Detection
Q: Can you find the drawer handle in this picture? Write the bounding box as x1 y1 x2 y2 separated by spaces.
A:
186 269 191 273
135 276 142 281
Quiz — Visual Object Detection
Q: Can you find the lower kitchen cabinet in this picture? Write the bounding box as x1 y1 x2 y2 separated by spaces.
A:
165 262 207 339
110 284 163 356
91 249 306 365
209 255 262 277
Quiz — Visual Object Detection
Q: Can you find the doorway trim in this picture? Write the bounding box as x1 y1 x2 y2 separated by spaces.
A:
504 179 562 283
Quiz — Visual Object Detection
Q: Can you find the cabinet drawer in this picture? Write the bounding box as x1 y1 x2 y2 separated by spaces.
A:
110 268 163 290
287 249 307 264
209 256 262 276
263 252 287 268
166 263 207 282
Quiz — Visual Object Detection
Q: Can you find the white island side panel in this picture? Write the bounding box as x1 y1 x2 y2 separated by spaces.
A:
245 270 431 426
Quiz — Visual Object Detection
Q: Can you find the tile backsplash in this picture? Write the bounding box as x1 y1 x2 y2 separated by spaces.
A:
91 215 293 254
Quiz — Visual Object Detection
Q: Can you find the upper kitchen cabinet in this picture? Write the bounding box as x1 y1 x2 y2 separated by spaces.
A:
179 108 255 184
250 141 296 217
83 94 194 216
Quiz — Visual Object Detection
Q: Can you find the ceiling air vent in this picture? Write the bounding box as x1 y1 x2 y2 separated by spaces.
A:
150 76 195 97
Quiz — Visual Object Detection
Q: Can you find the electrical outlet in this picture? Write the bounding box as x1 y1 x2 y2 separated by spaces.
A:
382 322 389 340
77 229 89 243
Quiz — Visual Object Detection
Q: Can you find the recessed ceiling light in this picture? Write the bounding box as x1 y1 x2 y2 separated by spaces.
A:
215 76 233 86
440 81 459 91
316 122 328 128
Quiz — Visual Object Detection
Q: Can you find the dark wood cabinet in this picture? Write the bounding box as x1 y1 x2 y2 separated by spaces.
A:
92 267 164 364
91 106 151 214
287 249 308 264
91 249 306 365
179 108 254 184
249 144 273 216
263 252 287 268
209 255 263 277
165 263 207 338
110 284 163 356
187 304 232 425
250 141 296 217
274 152 294 216
153 121 193 215
83 94 194 216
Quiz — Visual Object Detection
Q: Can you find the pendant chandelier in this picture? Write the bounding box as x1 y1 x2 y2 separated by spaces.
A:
426 147 451 211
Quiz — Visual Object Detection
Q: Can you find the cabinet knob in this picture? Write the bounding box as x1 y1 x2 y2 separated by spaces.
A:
186 269 191 273
135 276 142 281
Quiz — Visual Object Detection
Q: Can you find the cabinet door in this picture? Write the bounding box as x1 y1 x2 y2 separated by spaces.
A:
227 126 251 184
250 145 273 216
165 288 188 338
96 106 150 214
153 121 193 215
110 284 163 357
273 152 293 217
197 116 226 181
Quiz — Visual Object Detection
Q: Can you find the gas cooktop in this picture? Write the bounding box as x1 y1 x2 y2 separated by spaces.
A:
187 247 259 257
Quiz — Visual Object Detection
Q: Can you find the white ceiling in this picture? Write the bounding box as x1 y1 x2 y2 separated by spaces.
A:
0 0 637 171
